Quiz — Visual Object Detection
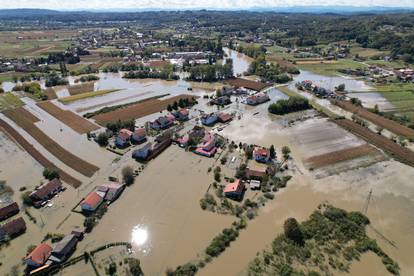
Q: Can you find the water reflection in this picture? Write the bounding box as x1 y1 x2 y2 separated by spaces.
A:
131 225 149 246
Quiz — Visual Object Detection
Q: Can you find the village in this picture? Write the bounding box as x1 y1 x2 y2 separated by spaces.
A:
0 10 414 276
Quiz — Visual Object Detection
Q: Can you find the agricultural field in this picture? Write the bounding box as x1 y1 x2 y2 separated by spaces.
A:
374 83 414 120
60 89 120 104
0 118 82 187
0 92 23 111
2 107 99 177
297 58 367 76
349 45 389 58
37 101 100 134
225 78 270 91
67 82 95 95
92 94 197 125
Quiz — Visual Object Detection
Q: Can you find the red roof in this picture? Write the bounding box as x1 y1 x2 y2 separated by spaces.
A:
26 243 52 266
30 178 62 200
218 112 232 122
119 129 133 140
82 192 103 209
0 202 19 220
180 109 189 116
224 180 244 193
2 217 26 236
254 148 270 157
134 128 146 137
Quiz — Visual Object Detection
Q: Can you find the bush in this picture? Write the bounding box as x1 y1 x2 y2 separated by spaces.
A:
283 218 304 245
22 191 33 206
122 166 135 185
126 258 144 276
84 217 96 233
96 132 109 147
43 168 59 180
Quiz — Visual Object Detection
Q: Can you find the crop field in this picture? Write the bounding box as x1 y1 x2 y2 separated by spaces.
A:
305 144 382 169
297 58 366 76
37 101 100 134
2 108 99 177
60 89 120 104
335 119 414 167
68 82 95 95
225 78 270 91
0 119 82 187
92 94 197 125
335 100 414 139
0 93 23 111
43 88 57 100
374 84 414 120
349 46 389 58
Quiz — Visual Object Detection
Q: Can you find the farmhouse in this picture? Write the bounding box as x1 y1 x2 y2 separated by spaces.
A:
150 116 174 130
195 133 217 157
246 167 267 180
218 112 233 123
49 234 78 263
0 202 19 221
131 128 147 144
254 148 271 163
224 179 245 200
80 191 104 212
246 92 270 105
0 217 26 241
25 243 53 268
30 178 63 207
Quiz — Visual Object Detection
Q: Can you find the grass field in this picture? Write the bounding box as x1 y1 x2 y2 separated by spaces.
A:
3 107 99 177
297 58 367 76
375 83 414 120
349 45 389 58
68 82 95 96
0 93 23 111
60 89 120 104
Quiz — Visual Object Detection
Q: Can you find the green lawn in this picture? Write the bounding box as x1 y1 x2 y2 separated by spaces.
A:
0 93 24 111
297 59 367 76
374 83 414 120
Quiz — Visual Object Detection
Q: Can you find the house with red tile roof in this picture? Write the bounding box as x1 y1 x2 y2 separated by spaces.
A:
0 202 19 221
253 147 271 163
172 109 190 121
246 167 267 180
246 92 270 105
218 112 232 123
224 180 245 200
96 182 124 202
115 128 133 148
131 128 147 144
80 191 104 212
25 243 52 268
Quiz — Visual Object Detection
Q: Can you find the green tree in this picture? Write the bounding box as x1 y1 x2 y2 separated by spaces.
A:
43 168 59 180
96 132 109 147
282 146 291 161
269 145 276 159
122 166 135 185
283 217 303 245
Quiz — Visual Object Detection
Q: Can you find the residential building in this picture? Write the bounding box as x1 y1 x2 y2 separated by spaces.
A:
25 243 53 268
150 116 174 130
249 180 261 190
131 128 147 144
254 148 271 163
201 113 218 126
246 167 267 180
30 179 63 207
0 217 26 241
49 234 78 263
224 180 245 200
246 92 270 105
80 191 104 212
96 182 124 202
172 109 190 121
115 128 133 148
132 142 153 161
218 112 232 123
0 202 19 221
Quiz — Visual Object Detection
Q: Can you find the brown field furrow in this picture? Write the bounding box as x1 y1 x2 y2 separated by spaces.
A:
14 107 40 123
43 88 57 100
0 119 82 188
305 144 381 169
92 94 197 125
335 100 414 139
335 119 414 167
3 108 99 177
225 78 270 91
37 101 100 134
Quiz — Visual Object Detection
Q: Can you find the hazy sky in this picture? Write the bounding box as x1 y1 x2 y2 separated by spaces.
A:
2 0 414 10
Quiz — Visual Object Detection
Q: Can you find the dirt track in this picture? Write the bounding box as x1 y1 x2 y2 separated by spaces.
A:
0 119 82 187
3 108 99 177
305 144 381 169
92 94 197 125
37 101 100 134
334 119 414 167
335 100 414 139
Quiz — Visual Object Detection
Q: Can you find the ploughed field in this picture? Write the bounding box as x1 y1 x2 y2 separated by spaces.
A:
225 78 270 91
335 119 414 167
335 100 414 139
37 101 100 134
0 118 82 187
92 94 197 125
3 107 99 177
67 82 95 95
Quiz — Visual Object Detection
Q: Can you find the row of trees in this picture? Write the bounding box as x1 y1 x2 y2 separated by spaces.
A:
248 55 294 83
187 60 233 82
268 97 310 115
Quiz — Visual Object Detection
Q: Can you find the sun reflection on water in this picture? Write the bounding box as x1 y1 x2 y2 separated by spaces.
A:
131 225 148 246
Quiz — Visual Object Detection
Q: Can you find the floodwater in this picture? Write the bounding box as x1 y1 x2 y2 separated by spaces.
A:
290 70 373 92
346 92 395 111
223 47 253 76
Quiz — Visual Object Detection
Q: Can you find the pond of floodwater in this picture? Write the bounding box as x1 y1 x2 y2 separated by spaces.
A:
290 70 373 92
346 92 395 111
223 47 253 76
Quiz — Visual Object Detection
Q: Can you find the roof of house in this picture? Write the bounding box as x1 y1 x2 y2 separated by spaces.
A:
0 202 19 219
26 243 53 266
97 182 123 201
247 168 267 178
81 192 103 209
52 234 77 256
224 180 244 193
118 129 133 141
30 178 62 200
218 112 232 122
254 148 270 157
2 217 26 236
134 128 146 137
179 109 189 116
